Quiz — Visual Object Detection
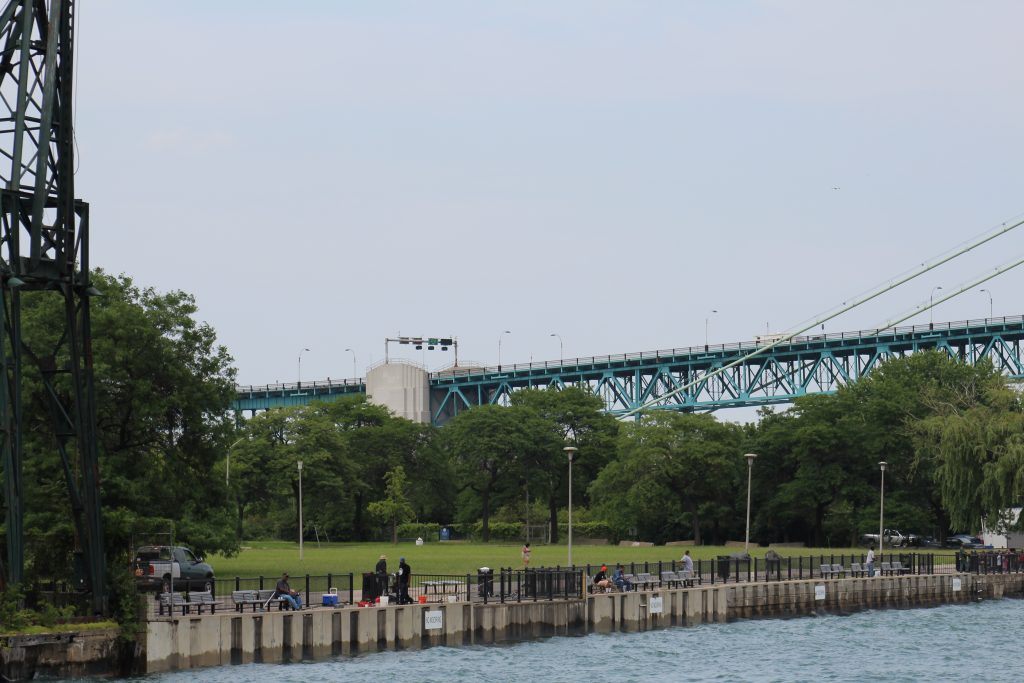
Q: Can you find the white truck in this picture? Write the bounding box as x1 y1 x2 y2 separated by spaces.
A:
860 529 920 548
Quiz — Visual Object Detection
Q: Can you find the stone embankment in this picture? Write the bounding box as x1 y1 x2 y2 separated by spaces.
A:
3 572 1021 679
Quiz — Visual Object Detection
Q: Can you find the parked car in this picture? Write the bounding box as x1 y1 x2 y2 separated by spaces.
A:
917 536 943 548
860 529 921 547
943 534 985 549
132 545 215 593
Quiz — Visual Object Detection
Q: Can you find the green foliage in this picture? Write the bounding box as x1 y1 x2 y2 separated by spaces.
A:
0 584 76 634
396 522 440 539
367 466 416 543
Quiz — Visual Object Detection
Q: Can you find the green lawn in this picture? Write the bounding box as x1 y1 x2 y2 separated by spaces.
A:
207 541 891 579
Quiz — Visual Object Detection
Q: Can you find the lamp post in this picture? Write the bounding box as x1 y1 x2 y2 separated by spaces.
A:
743 453 757 553
344 347 357 378
226 437 244 486
498 330 511 370
878 461 887 555
929 287 943 328
980 289 993 318
550 333 563 363
297 460 304 561
564 446 578 566
298 347 310 387
705 309 718 349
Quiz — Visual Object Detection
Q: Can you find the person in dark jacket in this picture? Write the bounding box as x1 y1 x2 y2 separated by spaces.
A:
397 557 412 604
275 572 302 610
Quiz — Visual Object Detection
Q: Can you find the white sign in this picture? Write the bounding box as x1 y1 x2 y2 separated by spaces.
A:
952 577 962 593
425 610 443 630
814 585 826 601
649 596 664 614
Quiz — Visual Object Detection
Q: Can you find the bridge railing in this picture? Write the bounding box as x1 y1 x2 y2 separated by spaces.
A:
236 315 1023 393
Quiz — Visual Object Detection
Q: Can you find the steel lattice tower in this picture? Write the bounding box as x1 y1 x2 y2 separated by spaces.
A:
0 0 105 613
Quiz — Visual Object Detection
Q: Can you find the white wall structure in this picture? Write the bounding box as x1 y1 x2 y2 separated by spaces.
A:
982 508 1024 549
366 361 430 423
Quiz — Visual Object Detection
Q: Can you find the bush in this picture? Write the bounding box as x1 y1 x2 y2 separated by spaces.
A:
396 522 440 539
475 522 521 541
558 521 613 539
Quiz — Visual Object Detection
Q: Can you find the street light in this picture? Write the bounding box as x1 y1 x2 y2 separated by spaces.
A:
878 461 887 556
344 348 357 378
929 287 943 328
743 453 757 553
550 333 563 363
705 310 718 350
298 347 310 387
298 460 304 561
564 446 578 567
980 289 993 319
226 437 245 486
498 330 511 370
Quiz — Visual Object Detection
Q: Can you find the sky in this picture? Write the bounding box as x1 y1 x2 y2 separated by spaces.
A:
70 1 1024 405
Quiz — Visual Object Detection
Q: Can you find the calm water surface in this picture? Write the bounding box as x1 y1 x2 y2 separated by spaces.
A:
94 599 1021 683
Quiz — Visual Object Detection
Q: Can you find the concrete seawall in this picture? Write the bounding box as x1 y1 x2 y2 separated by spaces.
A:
141 572 1024 674
3 575 1016 678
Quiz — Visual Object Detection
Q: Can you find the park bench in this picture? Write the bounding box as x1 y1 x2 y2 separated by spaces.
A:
879 561 893 576
660 571 682 588
830 564 846 578
849 562 865 577
890 560 911 575
678 568 698 587
158 592 188 616
820 564 836 579
189 591 218 614
232 590 261 612
634 573 661 590
258 588 290 610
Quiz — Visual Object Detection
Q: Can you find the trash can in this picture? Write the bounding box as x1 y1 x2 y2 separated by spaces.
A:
717 556 731 582
478 567 494 598
362 572 378 603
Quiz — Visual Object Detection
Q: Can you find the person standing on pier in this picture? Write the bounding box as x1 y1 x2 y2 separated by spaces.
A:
397 557 413 604
866 546 876 577
522 543 531 567
375 554 389 599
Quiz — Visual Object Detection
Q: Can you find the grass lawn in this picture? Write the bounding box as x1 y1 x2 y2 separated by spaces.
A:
208 540 886 579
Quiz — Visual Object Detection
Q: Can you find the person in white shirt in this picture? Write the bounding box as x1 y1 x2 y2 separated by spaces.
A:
866 546 876 577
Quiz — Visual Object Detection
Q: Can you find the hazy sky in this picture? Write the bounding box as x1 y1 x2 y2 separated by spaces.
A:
72 1 1024 393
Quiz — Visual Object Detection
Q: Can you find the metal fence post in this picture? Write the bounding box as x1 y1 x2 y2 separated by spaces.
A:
349 573 354 606
305 574 310 607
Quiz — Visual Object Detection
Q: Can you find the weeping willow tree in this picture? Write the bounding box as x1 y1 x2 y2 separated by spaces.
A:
914 375 1024 532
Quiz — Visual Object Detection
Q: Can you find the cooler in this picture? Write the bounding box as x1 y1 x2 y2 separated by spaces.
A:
322 588 339 606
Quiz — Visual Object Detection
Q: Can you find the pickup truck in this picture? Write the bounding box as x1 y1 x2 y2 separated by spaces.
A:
132 545 215 593
860 529 920 548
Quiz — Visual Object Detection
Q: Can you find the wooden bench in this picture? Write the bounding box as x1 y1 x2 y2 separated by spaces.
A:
189 591 217 614
158 592 188 616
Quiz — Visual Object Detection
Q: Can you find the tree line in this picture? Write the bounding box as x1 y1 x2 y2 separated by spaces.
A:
3 272 1024 594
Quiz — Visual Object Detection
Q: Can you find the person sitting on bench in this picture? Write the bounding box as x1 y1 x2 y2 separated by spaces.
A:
275 572 303 610
612 564 632 592
593 565 613 592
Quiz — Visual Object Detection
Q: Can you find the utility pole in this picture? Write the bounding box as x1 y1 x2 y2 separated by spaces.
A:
0 0 107 614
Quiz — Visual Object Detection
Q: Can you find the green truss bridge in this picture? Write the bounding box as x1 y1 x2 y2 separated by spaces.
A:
234 316 1024 424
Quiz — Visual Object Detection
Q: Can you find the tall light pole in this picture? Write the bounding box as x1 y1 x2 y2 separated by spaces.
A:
564 446 578 567
929 286 943 327
298 460 304 561
498 330 511 370
980 289 993 318
550 333 563 363
226 437 245 487
344 347 357 378
744 453 757 553
705 310 718 349
878 461 887 555
298 347 310 387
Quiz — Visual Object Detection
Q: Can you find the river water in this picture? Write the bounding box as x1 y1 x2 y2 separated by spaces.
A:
97 599 1020 683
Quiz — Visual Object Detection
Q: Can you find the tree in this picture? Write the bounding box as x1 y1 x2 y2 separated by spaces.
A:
7 270 238 584
510 388 618 542
590 412 743 544
367 466 415 543
442 404 556 541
